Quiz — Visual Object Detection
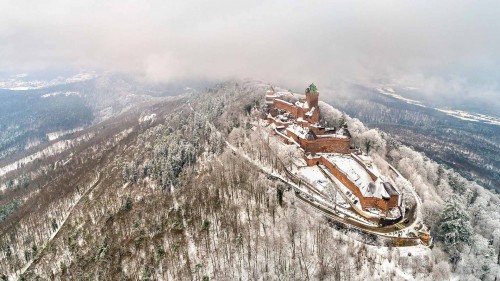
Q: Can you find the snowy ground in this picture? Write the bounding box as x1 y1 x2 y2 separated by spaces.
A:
436 108 500 125
41 91 80 98
0 72 97 91
0 132 95 179
377 87 500 126
47 127 85 141
377 87 426 107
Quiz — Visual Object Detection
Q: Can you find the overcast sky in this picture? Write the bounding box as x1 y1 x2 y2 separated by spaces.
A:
1 0 499 109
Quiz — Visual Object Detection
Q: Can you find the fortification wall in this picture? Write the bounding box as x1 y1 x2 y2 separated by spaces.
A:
286 129 350 154
273 129 291 144
364 197 391 212
273 99 319 123
273 100 299 118
304 156 321 166
300 138 350 154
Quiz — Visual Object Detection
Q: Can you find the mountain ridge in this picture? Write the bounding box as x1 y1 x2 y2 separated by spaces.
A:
0 80 498 280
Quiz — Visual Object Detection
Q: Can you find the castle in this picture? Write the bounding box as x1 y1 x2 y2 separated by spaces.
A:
263 84 400 214
264 83 351 155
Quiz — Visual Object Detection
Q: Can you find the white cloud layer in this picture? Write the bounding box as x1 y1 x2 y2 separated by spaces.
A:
1 0 499 109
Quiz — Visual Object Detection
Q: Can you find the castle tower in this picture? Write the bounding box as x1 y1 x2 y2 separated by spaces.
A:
305 83 319 109
305 83 320 122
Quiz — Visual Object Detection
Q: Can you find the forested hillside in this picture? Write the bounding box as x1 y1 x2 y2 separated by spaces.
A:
0 81 498 280
0 74 210 163
0 91 92 160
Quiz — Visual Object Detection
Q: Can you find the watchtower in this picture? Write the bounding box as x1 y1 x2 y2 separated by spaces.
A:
305 83 319 109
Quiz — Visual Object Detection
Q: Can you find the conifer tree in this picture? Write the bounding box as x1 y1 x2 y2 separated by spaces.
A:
437 195 474 267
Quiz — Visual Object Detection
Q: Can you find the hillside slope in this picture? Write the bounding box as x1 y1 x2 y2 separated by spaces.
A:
0 81 498 280
0 73 210 163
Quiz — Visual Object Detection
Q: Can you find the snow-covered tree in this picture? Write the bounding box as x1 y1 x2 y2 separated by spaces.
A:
437 196 474 247
437 195 474 268
359 129 386 154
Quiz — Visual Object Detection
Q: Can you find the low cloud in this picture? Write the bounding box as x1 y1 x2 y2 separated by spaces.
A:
1 0 499 110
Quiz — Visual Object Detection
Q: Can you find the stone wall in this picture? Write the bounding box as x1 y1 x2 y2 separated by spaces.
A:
304 156 321 166
273 100 299 118
273 99 319 124
286 129 350 154
301 138 351 154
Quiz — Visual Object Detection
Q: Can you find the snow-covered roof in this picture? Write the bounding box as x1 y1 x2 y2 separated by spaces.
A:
367 179 390 199
274 98 293 106
351 153 379 175
275 91 290 96
316 133 349 139
269 112 291 122
294 100 309 109
305 106 315 117
286 123 308 139
357 154 372 162
266 94 280 99
383 182 399 196
298 166 326 183
322 154 397 199
324 155 372 190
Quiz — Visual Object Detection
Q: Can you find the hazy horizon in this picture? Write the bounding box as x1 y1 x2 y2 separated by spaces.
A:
1 0 499 113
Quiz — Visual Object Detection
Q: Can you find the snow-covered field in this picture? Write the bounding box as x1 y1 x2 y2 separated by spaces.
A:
139 113 157 124
0 72 97 91
0 132 95 179
435 108 500 125
47 127 85 141
377 87 426 107
41 91 80 98
377 87 500 126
